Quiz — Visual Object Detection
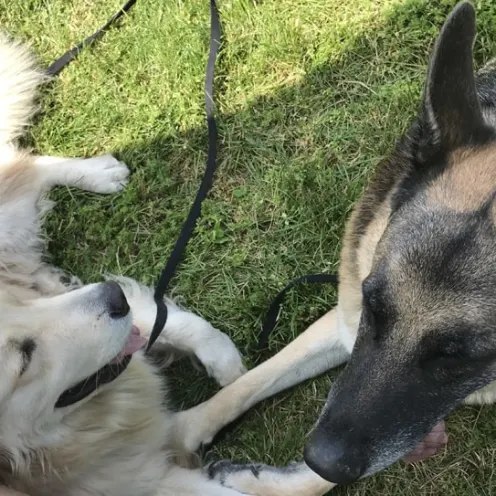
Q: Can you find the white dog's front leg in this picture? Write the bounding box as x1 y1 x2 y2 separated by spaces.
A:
110 276 247 387
34 154 129 193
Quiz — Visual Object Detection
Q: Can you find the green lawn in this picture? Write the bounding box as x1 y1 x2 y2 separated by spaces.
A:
2 0 496 494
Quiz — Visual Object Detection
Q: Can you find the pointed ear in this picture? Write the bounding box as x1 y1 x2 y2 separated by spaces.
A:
423 2 488 148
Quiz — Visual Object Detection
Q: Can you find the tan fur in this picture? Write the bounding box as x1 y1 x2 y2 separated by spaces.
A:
336 192 394 348
0 154 38 201
428 145 496 211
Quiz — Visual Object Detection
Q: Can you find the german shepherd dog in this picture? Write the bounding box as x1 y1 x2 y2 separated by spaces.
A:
189 1 496 493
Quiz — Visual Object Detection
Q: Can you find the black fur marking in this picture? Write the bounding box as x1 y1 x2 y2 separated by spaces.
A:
389 143 447 213
59 274 71 285
19 338 36 375
207 459 303 483
250 465 260 478
207 460 230 484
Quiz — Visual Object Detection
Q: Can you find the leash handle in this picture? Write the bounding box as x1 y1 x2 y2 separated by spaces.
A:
146 0 222 352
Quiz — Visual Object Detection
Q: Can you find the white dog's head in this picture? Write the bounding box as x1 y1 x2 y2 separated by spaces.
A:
0 281 146 447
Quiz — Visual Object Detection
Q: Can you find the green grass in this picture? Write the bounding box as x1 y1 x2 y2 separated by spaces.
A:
2 0 496 494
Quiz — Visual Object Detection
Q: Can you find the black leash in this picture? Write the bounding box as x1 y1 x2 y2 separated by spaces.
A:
146 0 221 352
46 0 222 355
257 273 338 351
47 0 338 407
46 0 138 77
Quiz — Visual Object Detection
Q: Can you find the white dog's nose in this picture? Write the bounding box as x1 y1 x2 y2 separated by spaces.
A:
102 281 130 319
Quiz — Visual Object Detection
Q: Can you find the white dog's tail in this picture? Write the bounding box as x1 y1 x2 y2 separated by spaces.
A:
0 34 46 146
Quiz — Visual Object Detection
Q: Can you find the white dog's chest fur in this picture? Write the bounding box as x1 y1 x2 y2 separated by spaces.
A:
5 359 176 496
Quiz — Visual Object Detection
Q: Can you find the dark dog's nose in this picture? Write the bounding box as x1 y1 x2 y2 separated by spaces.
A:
304 432 365 485
103 281 130 319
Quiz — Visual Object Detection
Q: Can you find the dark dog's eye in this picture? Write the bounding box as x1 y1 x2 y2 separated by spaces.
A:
419 331 492 371
361 274 386 315
361 277 390 338
19 339 36 376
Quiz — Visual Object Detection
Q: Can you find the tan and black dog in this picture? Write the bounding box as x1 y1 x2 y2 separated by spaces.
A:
176 2 496 493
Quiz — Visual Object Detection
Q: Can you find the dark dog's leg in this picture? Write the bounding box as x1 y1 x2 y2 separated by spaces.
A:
158 466 254 495
207 460 334 496
173 308 348 453
464 381 496 405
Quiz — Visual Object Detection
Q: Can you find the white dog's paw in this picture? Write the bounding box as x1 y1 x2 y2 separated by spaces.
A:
196 331 247 387
79 154 130 193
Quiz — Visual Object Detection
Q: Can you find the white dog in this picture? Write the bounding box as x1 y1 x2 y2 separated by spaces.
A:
0 34 336 496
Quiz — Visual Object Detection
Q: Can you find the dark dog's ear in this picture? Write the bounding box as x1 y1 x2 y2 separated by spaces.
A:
423 2 489 148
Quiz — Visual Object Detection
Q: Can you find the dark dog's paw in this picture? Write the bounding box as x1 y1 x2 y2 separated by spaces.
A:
207 460 259 494
207 459 303 482
206 460 334 495
207 460 261 484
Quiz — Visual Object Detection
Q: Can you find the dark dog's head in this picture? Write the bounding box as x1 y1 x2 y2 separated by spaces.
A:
304 1 496 485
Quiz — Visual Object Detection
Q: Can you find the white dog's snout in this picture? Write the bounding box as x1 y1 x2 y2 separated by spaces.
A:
100 281 130 319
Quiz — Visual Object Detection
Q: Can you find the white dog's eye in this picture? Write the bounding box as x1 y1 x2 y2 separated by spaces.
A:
19 339 36 376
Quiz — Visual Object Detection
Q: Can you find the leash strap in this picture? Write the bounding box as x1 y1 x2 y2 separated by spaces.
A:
258 273 339 351
46 0 138 76
45 0 337 359
45 0 220 352
146 0 221 351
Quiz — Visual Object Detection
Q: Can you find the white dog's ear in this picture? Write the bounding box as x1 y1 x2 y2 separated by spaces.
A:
422 2 491 148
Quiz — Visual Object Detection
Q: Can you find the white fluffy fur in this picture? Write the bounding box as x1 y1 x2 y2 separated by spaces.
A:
0 35 254 496
0 34 46 147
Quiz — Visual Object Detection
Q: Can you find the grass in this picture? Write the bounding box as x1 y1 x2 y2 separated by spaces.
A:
2 0 496 494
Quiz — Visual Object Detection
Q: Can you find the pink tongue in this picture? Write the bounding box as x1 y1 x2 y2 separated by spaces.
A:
111 326 148 364
402 421 448 463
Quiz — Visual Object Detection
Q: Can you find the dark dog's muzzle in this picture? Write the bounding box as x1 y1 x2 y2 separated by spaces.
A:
304 431 366 485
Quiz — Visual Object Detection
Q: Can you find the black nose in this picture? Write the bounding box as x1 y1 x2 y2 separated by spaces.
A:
304 432 365 485
103 281 130 319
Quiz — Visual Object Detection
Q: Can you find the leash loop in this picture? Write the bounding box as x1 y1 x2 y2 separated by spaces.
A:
258 273 338 351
